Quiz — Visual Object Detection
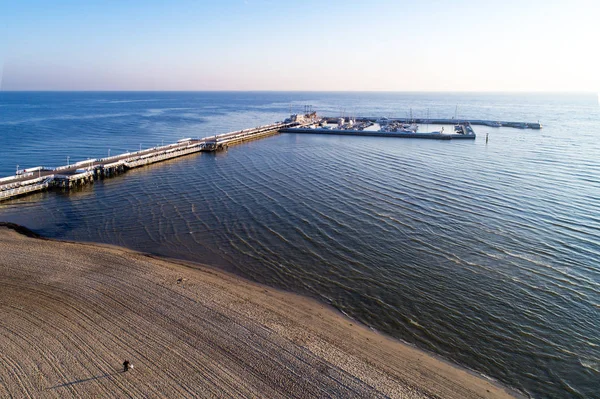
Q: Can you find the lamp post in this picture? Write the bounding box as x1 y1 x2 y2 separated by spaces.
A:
67 156 70 167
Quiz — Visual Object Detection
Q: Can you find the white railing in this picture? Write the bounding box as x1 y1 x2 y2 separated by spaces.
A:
54 165 72 172
124 146 203 168
0 181 51 200
0 175 23 183
0 175 50 191
103 160 125 169
54 171 94 181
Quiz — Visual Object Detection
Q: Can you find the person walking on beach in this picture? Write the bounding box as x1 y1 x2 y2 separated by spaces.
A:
123 360 131 372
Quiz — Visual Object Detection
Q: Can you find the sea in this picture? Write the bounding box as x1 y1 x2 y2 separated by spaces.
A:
0 91 598 398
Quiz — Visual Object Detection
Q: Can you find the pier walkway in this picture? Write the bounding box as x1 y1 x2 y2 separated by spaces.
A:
0 121 295 202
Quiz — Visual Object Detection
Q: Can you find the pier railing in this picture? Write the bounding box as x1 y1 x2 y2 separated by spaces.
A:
124 144 203 168
0 177 54 200
0 175 49 191
0 120 293 202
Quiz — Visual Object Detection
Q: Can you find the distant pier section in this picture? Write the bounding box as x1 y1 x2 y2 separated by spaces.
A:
0 112 542 202
281 115 541 140
342 117 542 130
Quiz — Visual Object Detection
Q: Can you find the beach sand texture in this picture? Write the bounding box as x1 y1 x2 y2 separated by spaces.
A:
0 226 516 398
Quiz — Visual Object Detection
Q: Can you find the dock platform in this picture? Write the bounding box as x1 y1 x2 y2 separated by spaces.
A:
280 127 475 140
332 117 542 129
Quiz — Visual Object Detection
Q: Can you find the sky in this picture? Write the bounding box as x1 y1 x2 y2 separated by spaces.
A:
0 0 599 91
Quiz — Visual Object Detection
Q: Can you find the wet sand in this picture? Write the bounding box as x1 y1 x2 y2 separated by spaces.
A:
0 225 517 398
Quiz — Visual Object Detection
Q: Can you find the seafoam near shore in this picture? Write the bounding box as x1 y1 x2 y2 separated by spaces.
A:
0 225 517 398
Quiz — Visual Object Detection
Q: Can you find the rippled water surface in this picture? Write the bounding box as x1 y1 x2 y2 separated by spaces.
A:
1 92 599 398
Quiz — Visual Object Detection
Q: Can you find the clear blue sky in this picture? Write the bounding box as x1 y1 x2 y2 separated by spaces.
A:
1 0 598 91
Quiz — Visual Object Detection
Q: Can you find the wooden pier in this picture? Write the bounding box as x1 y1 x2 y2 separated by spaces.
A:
0 121 295 202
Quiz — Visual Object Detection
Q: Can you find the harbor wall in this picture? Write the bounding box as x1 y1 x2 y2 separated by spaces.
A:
280 127 476 140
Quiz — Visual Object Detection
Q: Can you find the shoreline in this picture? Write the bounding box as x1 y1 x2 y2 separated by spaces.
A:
0 223 522 398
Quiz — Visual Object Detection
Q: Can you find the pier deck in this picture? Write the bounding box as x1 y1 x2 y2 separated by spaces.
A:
280 127 475 140
0 121 294 202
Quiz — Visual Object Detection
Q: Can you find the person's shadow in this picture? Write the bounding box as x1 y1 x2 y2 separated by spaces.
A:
47 369 123 390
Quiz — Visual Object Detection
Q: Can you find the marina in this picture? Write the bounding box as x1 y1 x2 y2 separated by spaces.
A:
280 111 532 139
332 117 542 129
1 113 540 202
281 119 476 140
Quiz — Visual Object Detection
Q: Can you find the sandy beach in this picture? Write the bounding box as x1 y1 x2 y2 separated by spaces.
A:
0 224 517 398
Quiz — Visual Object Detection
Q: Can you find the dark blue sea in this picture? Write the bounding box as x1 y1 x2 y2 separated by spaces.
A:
1 91 599 398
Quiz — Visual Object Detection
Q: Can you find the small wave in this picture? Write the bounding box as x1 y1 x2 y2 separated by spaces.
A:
0 112 133 125
409 318 424 329
98 99 161 104
579 358 600 373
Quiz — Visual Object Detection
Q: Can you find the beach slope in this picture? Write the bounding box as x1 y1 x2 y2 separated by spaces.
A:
0 226 515 398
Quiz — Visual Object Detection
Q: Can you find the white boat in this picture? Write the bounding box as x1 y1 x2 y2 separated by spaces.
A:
377 117 390 126
399 123 418 133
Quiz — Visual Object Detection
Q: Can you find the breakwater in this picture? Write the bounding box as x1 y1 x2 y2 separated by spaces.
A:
327 117 542 129
280 126 475 140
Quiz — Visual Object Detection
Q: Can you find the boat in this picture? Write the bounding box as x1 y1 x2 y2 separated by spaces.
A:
401 123 418 133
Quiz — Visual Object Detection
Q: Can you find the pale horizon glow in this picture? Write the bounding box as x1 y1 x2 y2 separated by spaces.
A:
1 0 599 92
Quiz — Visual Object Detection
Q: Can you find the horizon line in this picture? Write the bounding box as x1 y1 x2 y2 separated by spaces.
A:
0 89 596 94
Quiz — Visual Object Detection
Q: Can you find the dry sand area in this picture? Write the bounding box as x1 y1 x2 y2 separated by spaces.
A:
0 225 517 398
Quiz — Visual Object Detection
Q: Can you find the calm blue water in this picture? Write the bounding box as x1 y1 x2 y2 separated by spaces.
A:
1 92 599 398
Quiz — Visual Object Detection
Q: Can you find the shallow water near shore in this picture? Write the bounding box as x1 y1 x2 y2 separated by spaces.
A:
1 91 599 398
